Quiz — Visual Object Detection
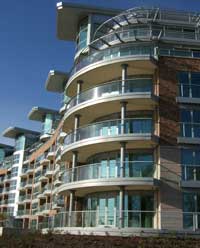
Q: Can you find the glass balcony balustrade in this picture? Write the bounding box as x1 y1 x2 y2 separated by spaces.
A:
179 83 200 98
39 203 51 212
30 220 37 230
70 44 155 77
39 205 45 212
26 194 32 200
60 163 66 172
41 169 47 176
91 27 152 51
94 8 199 39
64 118 153 146
3 187 10 193
42 210 155 229
62 161 155 184
180 122 200 138
17 210 25 216
1 156 13 170
45 203 51 210
21 167 28 174
4 174 11 180
34 173 41 183
20 181 26 187
46 164 54 172
19 195 26 202
182 165 200 181
7 199 15 204
32 208 38 215
39 210 200 231
70 34 200 81
1 199 8 204
26 179 33 185
24 209 31 215
70 44 200 82
159 48 200 58
66 78 153 111
44 184 51 191
91 25 199 51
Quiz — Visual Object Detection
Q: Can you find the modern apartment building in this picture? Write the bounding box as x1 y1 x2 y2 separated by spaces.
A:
0 3 200 235
0 128 39 218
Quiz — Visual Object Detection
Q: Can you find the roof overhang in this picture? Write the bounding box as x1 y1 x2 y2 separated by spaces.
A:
28 107 59 122
56 2 121 41
45 70 68 93
2 127 40 139
0 143 13 149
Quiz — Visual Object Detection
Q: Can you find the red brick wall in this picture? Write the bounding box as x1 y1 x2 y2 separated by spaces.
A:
158 56 200 229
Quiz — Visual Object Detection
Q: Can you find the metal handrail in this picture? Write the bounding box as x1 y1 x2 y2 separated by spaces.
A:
62 161 155 183
64 118 153 146
66 78 153 110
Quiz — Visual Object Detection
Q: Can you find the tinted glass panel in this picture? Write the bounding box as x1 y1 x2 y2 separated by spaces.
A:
181 110 191 122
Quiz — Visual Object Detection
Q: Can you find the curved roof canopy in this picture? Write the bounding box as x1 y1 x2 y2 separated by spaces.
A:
56 2 121 41
28 107 59 122
45 70 68 93
0 143 13 150
2 127 40 139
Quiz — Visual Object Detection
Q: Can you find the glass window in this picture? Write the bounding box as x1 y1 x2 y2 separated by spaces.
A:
9 180 17 190
181 109 191 122
193 110 200 123
43 114 53 134
0 149 5 163
125 193 154 228
178 71 200 98
11 167 18 177
13 154 20 164
183 193 200 229
76 17 88 52
181 149 200 181
15 135 25 151
180 109 200 138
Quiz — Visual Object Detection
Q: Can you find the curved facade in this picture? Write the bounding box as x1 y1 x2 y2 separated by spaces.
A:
1 4 200 235
54 5 200 234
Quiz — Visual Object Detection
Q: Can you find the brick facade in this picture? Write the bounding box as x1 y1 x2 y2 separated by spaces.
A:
158 56 200 229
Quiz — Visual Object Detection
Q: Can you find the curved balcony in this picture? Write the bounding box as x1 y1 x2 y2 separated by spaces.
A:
93 8 198 40
44 210 157 230
61 118 158 161
58 161 158 195
63 78 158 131
66 44 157 96
90 25 199 56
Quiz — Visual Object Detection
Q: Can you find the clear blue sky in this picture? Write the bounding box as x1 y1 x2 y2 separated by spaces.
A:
0 0 199 145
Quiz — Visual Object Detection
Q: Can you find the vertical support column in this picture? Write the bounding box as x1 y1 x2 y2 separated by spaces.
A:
120 101 127 135
74 114 81 142
87 14 92 45
121 64 128 94
68 190 75 227
72 151 78 182
119 186 124 229
76 80 84 105
120 142 126 178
